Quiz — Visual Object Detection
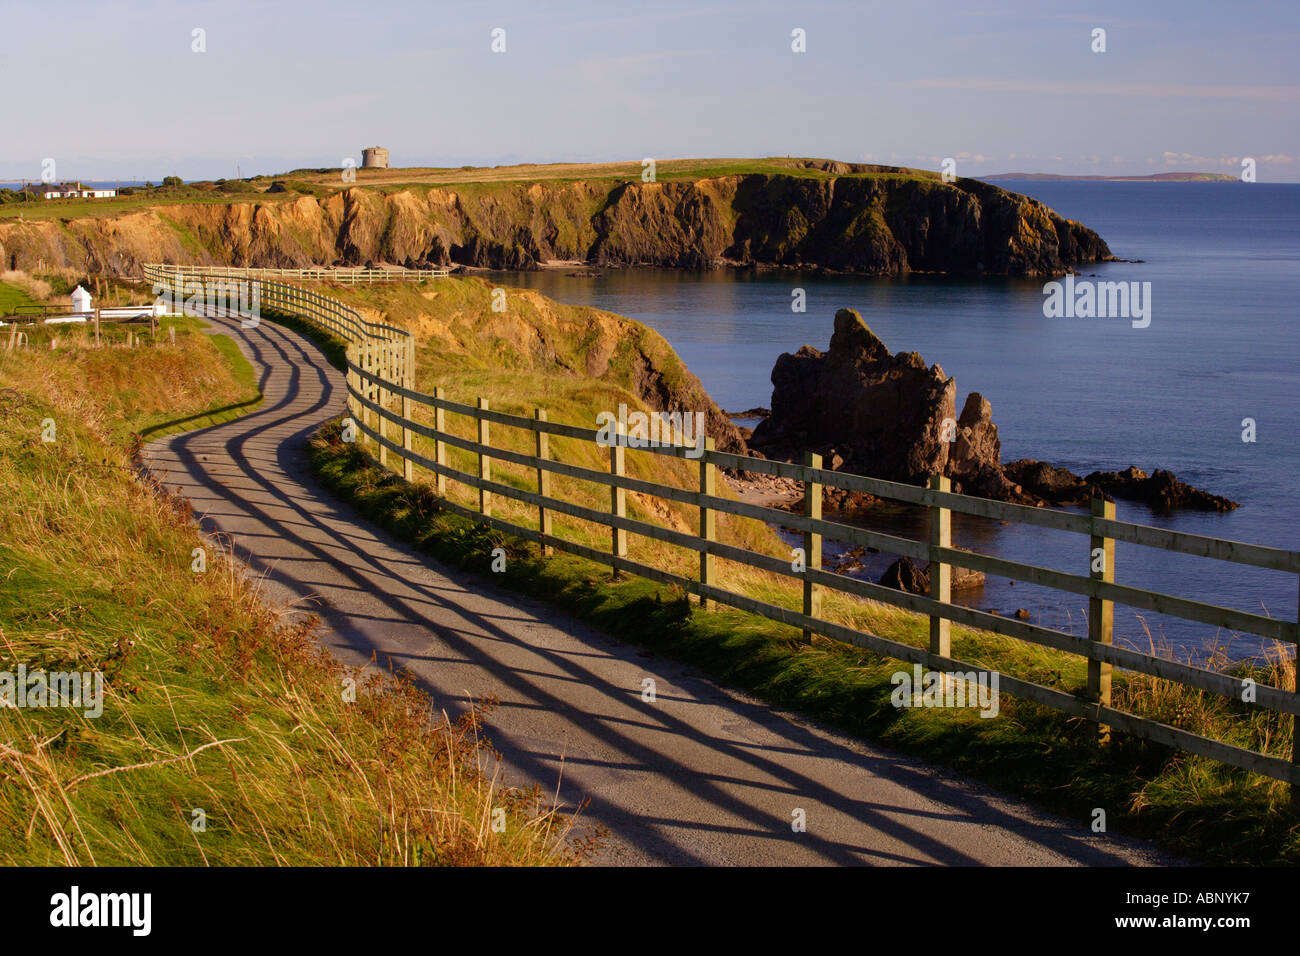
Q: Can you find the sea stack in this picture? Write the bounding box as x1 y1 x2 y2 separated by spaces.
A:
749 308 1015 498
748 308 1239 511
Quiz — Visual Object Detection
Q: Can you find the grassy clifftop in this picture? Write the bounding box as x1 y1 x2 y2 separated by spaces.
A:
0 158 1110 277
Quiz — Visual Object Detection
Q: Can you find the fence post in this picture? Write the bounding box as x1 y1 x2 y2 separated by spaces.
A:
401 379 413 483
344 346 354 423
477 397 491 517
361 341 372 439
928 474 952 662
610 421 627 577
802 452 823 641
433 386 447 497
534 409 552 556
377 341 389 469
345 343 356 421
1088 495 1116 742
1292 576 1300 811
698 437 716 607
352 347 362 426
370 342 380 445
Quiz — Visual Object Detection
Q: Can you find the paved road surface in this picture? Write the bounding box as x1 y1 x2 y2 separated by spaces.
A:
142 311 1174 866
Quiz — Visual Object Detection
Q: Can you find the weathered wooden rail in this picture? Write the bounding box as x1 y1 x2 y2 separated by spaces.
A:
142 264 1300 795
144 263 451 285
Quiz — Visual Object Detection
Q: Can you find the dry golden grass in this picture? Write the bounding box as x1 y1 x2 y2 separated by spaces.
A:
0 325 587 866
0 269 51 302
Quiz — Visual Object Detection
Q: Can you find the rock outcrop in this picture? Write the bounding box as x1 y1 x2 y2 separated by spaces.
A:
0 170 1110 278
749 310 1239 512
1003 461 1238 512
879 557 930 594
749 308 1012 497
878 557 985 594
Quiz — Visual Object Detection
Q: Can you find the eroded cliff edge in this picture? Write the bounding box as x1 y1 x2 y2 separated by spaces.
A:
0 171 1110 277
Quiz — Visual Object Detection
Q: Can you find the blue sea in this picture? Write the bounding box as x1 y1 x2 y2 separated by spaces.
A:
496 182 1300 663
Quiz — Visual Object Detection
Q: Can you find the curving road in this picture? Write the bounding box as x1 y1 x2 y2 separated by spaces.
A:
141 310 1174 866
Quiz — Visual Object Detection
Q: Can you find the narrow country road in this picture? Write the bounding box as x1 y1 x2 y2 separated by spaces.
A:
142 311 1174 866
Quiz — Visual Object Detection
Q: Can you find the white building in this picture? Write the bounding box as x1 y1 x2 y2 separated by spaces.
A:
70 286 92 314
38 182 117 199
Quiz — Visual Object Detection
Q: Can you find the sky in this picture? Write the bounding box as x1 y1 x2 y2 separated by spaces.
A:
2 0 1298 182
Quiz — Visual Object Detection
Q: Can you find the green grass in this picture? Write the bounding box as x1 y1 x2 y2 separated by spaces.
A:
0 324 583 866
289 157 946 191
0 282 38 313
0 189 296 221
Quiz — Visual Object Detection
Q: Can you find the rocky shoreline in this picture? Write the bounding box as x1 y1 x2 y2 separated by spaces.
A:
733 308 1238 515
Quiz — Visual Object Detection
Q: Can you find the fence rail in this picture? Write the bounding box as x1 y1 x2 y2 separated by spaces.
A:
143 262 451 285
143 264 1300 793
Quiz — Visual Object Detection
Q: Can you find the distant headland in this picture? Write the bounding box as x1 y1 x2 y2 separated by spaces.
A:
981 172 1237 183
0 158 1113 278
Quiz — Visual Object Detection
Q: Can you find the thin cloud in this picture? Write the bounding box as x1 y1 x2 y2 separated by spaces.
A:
904 78 1300 101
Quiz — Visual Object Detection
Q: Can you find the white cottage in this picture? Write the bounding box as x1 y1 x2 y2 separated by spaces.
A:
38 182 117 199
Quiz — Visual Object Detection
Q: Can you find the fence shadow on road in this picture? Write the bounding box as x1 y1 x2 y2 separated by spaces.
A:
141 310 1167 866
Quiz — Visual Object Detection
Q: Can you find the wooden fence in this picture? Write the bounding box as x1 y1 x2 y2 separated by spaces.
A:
142 265 1300 794
144 263 451 285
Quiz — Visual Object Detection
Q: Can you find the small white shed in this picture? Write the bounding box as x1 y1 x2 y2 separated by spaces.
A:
70 285 92 314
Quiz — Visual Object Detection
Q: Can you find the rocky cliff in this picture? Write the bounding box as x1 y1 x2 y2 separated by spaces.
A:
749 308 1015 499
749 310 1238 512
0 171 1109 277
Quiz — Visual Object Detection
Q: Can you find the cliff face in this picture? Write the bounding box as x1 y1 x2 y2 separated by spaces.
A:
0 174 1109 278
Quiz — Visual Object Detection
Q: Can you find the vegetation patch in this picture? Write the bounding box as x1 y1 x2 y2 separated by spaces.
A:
0 323 581 865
